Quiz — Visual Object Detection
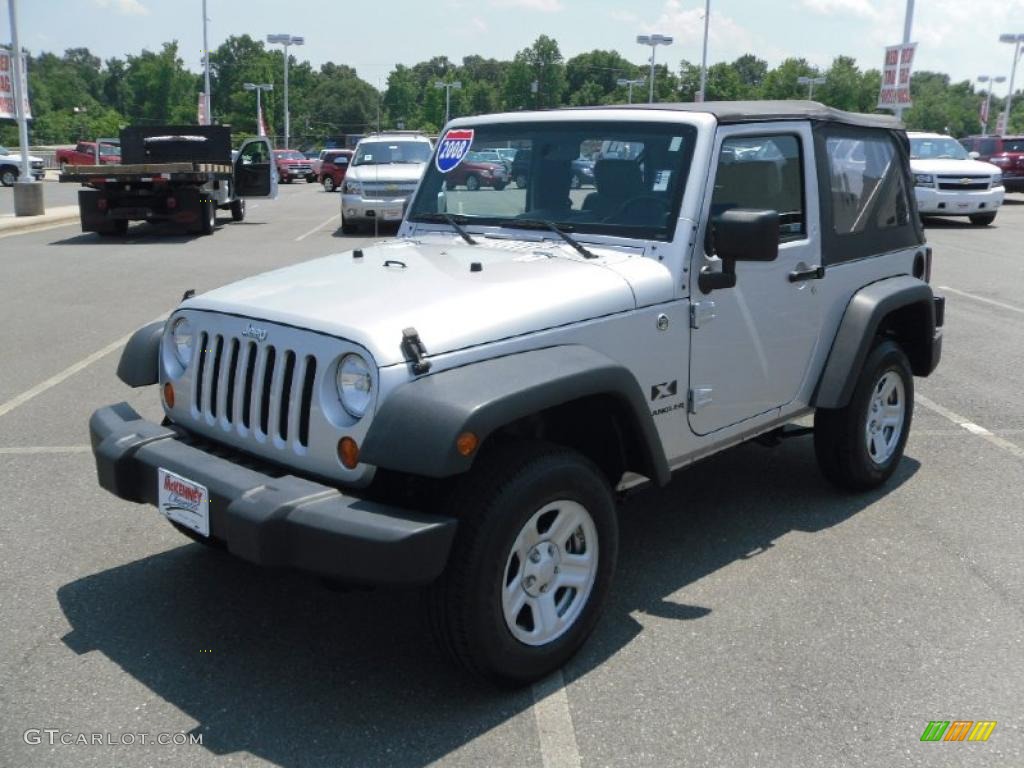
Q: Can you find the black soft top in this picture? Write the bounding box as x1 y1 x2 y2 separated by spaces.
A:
605 100 901 130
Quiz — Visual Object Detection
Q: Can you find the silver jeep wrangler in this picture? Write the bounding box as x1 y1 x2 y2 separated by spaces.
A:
91 101 943 686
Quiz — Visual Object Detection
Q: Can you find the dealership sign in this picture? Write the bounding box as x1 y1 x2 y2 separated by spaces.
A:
0 46 31 121
878 42 916 109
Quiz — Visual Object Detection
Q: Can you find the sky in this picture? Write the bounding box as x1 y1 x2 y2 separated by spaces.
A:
3 0 1024 95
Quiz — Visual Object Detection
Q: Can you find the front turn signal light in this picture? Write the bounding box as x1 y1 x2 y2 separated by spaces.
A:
456 432 479 457
338 437 360 469
163 382 175 408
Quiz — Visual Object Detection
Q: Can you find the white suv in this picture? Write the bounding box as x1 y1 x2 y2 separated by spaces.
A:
340 132 433 234
908 131 1004 225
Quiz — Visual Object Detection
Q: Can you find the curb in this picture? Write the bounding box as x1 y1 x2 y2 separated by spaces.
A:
0 206 80 237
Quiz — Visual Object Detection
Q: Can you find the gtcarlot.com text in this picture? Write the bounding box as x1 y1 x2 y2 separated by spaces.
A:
23 729 202 747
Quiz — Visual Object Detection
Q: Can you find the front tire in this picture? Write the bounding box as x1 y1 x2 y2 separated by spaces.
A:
429 442 618 686
515 173 528 189
969 212 996 226
814 339 913 491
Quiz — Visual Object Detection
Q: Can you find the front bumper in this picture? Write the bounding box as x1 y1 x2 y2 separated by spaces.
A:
915 186 1004 215
90 403 456 585
341 193 411 223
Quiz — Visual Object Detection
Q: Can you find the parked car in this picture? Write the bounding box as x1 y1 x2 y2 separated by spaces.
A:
571 157 595 188
340 132 433 233
55 141 121 171
94 102 942 686
273 149 317 183
318 149 354 192
511 148 532 188
304 151 323 178
443 150 508 191
0 145 45 186
909 132 1004 225
960 135 1024 193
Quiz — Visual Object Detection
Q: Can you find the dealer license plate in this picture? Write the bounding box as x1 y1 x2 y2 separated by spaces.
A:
382 207 403 221
157 468 209 537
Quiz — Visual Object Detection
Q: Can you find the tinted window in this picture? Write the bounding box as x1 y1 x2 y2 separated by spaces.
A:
979 138 998 155
1003 139 1024 152
826 134 909 235
712 134 805 240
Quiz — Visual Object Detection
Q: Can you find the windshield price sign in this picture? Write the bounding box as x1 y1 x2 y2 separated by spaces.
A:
436 128 474 173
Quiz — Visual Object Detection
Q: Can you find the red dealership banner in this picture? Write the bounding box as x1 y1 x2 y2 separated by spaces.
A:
0 46 32 120
877 42 916 109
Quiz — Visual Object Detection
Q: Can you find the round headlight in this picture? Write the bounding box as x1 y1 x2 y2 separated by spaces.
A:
171 317 193 367
336 354 373 418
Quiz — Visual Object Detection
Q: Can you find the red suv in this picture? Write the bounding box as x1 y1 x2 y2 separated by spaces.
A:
961 135 1024 192
443 150 508 191
318 149 354 192
273 149 317 183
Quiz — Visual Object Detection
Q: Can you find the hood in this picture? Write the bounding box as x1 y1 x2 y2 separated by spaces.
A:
185 238 673 367
910 157 1000 176
1 152 42 164
345 163 426 184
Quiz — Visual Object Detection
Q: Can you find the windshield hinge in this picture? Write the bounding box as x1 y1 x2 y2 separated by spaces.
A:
401 327 431 375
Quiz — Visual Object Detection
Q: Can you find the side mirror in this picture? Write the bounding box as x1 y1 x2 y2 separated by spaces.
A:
968 151 980 160
699 209 780 293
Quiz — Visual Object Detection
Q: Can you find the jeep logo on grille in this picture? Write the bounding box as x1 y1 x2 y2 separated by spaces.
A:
241 323 268 342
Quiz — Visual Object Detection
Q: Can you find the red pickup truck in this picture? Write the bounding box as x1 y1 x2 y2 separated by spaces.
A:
56 141 121 171
273 149 317 183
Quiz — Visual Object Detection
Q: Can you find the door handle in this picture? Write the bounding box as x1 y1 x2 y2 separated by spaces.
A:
788 265 825 283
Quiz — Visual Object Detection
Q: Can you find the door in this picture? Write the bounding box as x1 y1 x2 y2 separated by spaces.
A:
234 137 278 198
688 123 824 435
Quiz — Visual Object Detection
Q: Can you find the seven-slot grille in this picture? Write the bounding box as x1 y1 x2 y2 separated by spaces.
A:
193 331 317 448
360 181 419 196
937 175 990 191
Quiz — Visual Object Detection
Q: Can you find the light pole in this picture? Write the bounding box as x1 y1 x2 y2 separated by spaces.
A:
637 34 673 103
267 34 304 148
434 80 462 126
616 77 645 104
977 76 1006 135
797 75 827 100
243 83 273 136
698 0 710 102
999 33 1024 135
893 0 915 122
201 0 212 124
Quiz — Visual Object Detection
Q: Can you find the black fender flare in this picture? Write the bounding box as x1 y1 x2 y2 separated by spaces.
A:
361 345 671 485
116 320 164 387
813 275 937 409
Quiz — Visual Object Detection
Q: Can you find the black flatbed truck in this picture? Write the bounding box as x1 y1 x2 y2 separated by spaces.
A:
59 125 276 236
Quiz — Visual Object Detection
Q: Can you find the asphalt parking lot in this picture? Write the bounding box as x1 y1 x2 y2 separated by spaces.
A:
1 184 1022 767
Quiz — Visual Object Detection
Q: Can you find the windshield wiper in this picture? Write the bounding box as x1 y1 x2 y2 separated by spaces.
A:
502 219 598 259
415 212 477 245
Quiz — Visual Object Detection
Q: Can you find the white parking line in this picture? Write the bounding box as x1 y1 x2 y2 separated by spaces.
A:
0 445 91 455
295 213 338 242
532 671 582 768
938 286 1024 315
0 313 167 420
915 394 1024 459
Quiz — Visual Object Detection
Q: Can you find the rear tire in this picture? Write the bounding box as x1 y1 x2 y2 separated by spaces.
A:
198 199 216 235
323 176 336 192
428 441 618 687
465 175 481 192
230 198 245 222
814 339 913 491
307 174 317 183
969 212 996 226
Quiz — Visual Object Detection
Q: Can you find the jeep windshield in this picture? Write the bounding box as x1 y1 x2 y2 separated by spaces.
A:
909 137 967 160
353 141 432 166
408 120 697 241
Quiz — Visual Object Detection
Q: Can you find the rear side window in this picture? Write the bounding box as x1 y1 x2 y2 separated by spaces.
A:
825 134 909 235
1003 139 1024 153
711 134 805 240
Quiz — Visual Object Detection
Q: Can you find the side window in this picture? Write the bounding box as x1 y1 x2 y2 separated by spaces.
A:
239 140 268 166
825 134 909 235
979 138 998 155
711 134 805 240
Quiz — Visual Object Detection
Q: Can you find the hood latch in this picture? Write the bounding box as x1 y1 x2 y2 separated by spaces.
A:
401 327 431 375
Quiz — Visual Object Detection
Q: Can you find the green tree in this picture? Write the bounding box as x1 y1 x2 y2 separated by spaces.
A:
761 57 819 100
